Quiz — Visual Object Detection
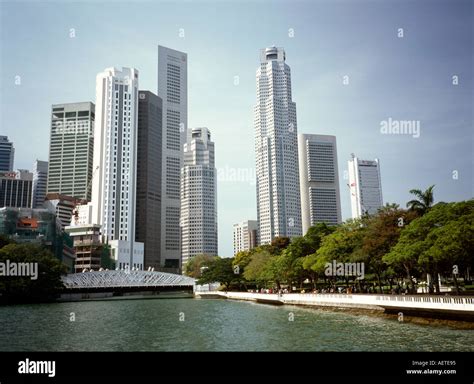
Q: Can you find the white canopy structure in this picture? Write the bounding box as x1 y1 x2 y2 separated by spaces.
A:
62 270 195 289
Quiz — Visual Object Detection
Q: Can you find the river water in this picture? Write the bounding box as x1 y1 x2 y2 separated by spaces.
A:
0 298 472 351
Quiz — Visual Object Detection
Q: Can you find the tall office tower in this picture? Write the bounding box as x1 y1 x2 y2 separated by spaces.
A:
0 136 14 171
157 45 188 270
47 102 95 200
136 90 162 269
233 220 258 255
254 46 302 244
348 155 383 218
180 128 217 267
0 170 32 208
31 160 48 208
91 67 144 271
298 134 342 233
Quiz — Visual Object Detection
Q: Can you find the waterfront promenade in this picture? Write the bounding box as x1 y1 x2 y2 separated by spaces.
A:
196 291 474 320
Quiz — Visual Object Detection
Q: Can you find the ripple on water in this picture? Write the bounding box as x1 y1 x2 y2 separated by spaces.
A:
0 299 472 351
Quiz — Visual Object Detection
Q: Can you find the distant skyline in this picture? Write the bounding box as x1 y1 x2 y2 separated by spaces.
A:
1 0 472 257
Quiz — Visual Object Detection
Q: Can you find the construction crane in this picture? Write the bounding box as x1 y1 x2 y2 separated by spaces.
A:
73 165 99 225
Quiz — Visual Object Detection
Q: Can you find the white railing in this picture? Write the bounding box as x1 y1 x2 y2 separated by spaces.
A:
196 292 474 312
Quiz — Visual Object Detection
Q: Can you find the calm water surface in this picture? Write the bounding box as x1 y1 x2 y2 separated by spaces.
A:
0 298 472 351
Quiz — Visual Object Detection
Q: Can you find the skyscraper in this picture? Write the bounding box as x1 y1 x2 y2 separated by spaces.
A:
298 134 342 233
158 45 188 270
136 90 162 269
91 67 144 271
348 155 383 218
0 170 32 208
31 160 48 208
0 136 14 172
180 128 217 267
254 46 302 244
233 220 258 255
47 102 95 200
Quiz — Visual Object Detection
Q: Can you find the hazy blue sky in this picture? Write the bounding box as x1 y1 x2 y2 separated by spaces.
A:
1 0 472 257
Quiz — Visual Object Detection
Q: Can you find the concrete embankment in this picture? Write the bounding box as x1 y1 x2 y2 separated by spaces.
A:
195 291 474 322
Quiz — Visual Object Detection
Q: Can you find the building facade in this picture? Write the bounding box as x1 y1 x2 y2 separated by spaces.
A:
0 170 32 208
254 46 302 244
233 220 258 255
136 90 162 269
31 160 48 208
348 155 383 218
180 128 217 266
0 136 14 172
158 45 188 270
65 224 103 273
47 102 95 200
43 193 80 230
298 134 342 233
0 206 75 272
91 67 144 270
0 207 56 244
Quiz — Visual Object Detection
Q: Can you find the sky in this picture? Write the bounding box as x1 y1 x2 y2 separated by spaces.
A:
1 0 473 257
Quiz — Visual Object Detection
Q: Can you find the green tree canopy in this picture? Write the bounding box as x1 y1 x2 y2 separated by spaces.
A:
196 257 239 290
184 254 217 278
242 249 274 283
384 200 473 292
0 243 66 303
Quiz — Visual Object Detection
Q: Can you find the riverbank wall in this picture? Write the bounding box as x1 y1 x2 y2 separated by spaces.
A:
195 291 474 321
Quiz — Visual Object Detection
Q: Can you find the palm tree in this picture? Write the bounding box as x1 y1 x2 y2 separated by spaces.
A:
406 185 435 215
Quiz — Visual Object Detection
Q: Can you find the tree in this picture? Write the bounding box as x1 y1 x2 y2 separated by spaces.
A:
407 185 435 215
304 220 365 289
271 236 290 253
361 205 417 293
384 200 473 293
242 249 274 285
99 244 115 270
196 257 239 290
0 234 14 250
184 254 217 278
233 250 253 271
419 202 474 294
0 243 66 303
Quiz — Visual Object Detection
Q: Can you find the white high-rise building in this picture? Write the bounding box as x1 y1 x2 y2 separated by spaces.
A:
180 128 217 266
91 67 144 270
158 45 188 271
31 160 48 208
254 46 302 244
233 220 258 255
348 155 383 218
298 134 341 233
